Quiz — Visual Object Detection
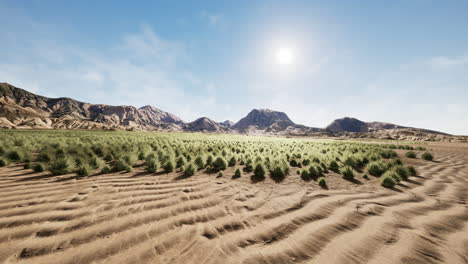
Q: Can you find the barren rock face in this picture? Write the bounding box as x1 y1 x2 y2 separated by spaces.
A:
326 117 369 133
0 82 462 141
232 109 295 131
185 117 227 132
0 83 183 130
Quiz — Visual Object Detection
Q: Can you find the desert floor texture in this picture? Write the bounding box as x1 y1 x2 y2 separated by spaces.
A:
0 142 467 264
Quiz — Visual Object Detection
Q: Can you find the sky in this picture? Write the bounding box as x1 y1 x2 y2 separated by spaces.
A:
1 0 467 135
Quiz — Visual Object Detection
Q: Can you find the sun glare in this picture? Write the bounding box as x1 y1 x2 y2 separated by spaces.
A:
275 48 294 65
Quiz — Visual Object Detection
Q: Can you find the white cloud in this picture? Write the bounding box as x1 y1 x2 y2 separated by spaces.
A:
430 55 468 69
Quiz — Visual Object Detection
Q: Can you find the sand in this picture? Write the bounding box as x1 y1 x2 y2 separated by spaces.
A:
0 142 467 264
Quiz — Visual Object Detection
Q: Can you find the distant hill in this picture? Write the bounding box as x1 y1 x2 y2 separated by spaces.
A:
1 82 464 142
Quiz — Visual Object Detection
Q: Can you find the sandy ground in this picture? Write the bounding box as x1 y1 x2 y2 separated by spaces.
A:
0 143 467 264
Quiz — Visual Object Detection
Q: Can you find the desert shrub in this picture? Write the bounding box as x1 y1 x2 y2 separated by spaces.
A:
405 151 417 159
390 159 403 166
206 154 214 167
318 177 327 188
363 173 369 180
366 161 387 176
184 162 197 177
212 157 227 171
0 157 9 167
228 156 236 167
49 157 76 175
90 156 105 169
33 163 46 172
300 169 310 181
164 160 175 173
383 170 401 183
290 159 300 168
77 164 93 176
380 149 398 159
380 173 396 188
217 171 224 177
393 165 408 180
340 166 354 180
113 158 130 172
122 153 138 166
329 160 339 172
176 156 187 168
421 152 433 161
308 165 321 178
416 146 426 151
194 155 206 169
253 163 266 179
23 163 32 169
234 168 242 178
101 165 112 174
406 165 417 176
6 150 22 161
146 158 160 173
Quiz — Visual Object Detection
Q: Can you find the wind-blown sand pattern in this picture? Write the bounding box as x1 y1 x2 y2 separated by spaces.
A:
0 143 467 264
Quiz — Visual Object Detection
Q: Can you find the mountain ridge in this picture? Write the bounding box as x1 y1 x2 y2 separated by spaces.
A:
1 82 464 142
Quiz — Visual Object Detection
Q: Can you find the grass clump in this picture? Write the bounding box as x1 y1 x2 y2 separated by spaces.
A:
163 160 175 173
33 163 46 172
421 152 433 161
340 166 354 180
380 173 396 188
405 151 417 158
406 165 417 176
183 162 197 177
6 150 22 161
253 163 266 179
77 164 93 176
366 161 387 176
49 157 76 175
212 157 227 171
318 177 327 188
146 158 160 173
101 165 112 174
0 157 9 167
234 167 242 178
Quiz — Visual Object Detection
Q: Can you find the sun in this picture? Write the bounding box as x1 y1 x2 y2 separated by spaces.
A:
275 48 294 65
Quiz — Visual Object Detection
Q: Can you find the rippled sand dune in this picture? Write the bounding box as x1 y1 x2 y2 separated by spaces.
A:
0 143 467 264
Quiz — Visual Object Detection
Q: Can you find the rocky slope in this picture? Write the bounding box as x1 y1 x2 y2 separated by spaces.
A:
1 82 465 141
0 83 183 130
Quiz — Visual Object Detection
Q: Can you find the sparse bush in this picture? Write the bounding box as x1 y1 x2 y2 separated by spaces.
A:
194 155 206 169
380 173 396 188
234 167 242 178
254 163 266 179
23 163 32 169
366 161 387 176
421 152 433 161
329 160 339 172
77 164 93 176
0 157 9 167
101 165 112 174
406 165 417 176
164 160 175 173
405 151 417 159
318 177 327 188
184 162 197 177
217 171 224 177
146 158 160 173
393 165 408 180
363 173 369 180
341 166 354 180
228 156 236 167
176 156 187 168
6 150 22 161
212 157 227 171
49 157 76 175
33 163 46 172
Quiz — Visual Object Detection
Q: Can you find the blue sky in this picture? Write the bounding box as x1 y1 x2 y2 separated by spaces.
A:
1 0 467 134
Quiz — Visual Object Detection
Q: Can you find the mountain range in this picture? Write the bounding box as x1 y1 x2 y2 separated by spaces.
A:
0 82 465 142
